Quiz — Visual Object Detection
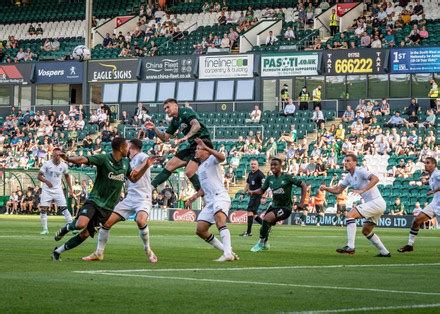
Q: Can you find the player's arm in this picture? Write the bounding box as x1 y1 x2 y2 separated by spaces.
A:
185 188 205 208
61 154 89 165
37 171 53 188
195 138 225 163
296 180 308 209
320 183 345 195
177 119 201 144
144 121 171 142
243 183 250 193
64 173 74 197
127 156 157 183
249 176 269 195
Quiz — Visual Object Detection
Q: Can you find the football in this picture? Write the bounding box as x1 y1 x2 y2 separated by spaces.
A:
72 45 91 61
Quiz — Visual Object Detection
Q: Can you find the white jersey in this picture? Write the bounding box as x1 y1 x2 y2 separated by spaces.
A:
40 160 69 192
429 169 440 207
340 167 382 202
126 152 152 206
198 155 229 201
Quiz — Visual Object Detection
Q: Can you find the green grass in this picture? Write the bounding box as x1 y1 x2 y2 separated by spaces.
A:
1 216 440 313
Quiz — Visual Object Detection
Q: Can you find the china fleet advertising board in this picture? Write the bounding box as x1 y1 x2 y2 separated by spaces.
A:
261 52 320 77
198 54 254 79
142 56 195 80
323 49 388 75
0 63 33 84
35 61 83 84
88 59 139 82
390 47 440 73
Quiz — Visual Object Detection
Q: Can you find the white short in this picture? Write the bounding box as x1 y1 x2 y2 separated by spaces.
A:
113 198 151 220
40 190 67 207
421 203 440 219
355 197 386 225
197 197 231 225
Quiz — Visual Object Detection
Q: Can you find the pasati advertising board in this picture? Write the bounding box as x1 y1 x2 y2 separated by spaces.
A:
261 52 320 77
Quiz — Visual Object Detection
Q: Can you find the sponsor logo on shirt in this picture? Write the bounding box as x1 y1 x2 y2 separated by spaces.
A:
108 172 125 182
273 188 285 195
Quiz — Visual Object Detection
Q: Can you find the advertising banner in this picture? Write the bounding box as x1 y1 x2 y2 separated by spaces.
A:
88 59 139 82
261 52 320 77
291 213 413 228
0 63 33 85
198 54 254 79
142 56 195 80
336 3 358 16
390 47 440 73
323 49 388 75
168 209 199 222
35 61 83 84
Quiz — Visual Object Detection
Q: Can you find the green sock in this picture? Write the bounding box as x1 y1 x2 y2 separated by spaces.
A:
260 220 271 242
189 174 201 191
152 169 172 188
64 234 86 251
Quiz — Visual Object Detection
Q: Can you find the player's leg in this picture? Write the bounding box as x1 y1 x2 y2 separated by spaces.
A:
54 202 95 241
251 208 291 252
184 160 201 192
337 206 363 254
151 156 187 188
136 210 157 263
52 228 90 261
398 211 432 253
214 210 234 261
54 192 73 224
39 192 51 234
196 207 225 253
362 221 390 257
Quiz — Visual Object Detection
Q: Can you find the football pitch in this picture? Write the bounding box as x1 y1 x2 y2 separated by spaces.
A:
1 216 440 313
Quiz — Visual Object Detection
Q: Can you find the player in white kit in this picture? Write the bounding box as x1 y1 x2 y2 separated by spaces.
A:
81 139 158 263
38 148 74 235
321 154 391 257
185 138 237 262
398 157 440 253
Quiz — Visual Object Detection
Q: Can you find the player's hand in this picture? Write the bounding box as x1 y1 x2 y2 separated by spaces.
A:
185 197 195 208
319 184 327 191
46 182 53 188
351 189 363 196
146 156 158 168
427 190 435 196
194 137 208 149
144 121 155 130
174 137 187 146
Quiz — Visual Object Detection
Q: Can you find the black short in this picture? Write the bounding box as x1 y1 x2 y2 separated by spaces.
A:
77 201 112 238
266 207 292 222
337 204 347 213
247 195 262 213
175 138 212 162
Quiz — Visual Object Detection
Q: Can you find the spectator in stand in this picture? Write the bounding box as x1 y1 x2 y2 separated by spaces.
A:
419 25 429 39
311 107 325 129
228 28 239 47
282 98 296 116
405 98 419 115
406 24 421 45
390 197 406 215
218 11 227 25
247 105 262 123
371 35 383 48
385 111 404 128
220 33 231 48
265 31 278 45
284 26 295 41
423 109 436 128
15 48 26 61
103 33 112 47
360 32 372 47
413 0 424 15
342 105 355 122
405 111 419 128
28 24 36 35
36 23 43 35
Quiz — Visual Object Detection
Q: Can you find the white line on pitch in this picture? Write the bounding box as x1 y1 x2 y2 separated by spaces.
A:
81 272 440 297
74 262 440 274
291 303 440 313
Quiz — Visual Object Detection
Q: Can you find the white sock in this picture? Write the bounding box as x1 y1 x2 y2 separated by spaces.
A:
346 219 356 249
55 245 66 254
139 225 150 252
219 226 232 257
408 228 419 246
61 208 73 223
367 233 389 255
40 212 48 231
205 234 224 251
96 228 110 255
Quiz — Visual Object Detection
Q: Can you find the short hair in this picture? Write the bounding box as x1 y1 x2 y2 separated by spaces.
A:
111 137 127 150
129 138 143 151
271 157 283 164
425 157 437 166
250 158 259 164
53 147 61 152
345 154 358 163
163 98 178 106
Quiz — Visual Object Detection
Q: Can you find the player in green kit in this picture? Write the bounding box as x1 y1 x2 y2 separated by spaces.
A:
51 137 156 261
145 98 211 191
248 158 307 252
